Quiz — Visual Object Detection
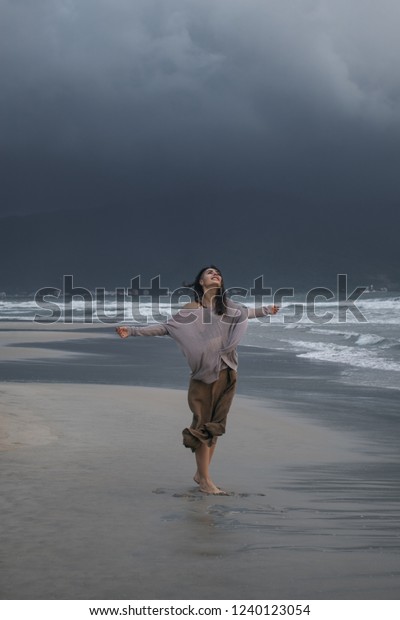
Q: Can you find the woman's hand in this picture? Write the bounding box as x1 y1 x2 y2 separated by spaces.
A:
116 326 130 338
264 305 280 316
247 305 280 319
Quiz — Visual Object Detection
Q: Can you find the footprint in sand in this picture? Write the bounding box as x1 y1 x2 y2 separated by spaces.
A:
153 487 267 498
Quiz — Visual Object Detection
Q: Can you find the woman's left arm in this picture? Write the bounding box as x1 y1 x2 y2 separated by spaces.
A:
247 305 280 319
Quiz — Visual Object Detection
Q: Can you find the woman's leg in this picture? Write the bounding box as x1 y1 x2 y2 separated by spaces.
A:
193 442 216 484
195 443 227 494
185 370 236 494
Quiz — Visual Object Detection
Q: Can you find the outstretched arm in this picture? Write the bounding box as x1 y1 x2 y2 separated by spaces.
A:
116 324 169 338
246 305 280 320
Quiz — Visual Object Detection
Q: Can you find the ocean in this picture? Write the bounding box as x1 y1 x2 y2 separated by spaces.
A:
243 292 400 392
1 289 399 392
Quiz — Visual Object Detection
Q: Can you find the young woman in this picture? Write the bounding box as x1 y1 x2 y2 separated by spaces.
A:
116 265 279 495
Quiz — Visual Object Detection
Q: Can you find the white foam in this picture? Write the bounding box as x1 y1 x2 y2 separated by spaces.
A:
287 340 400 372
355 334 385 346
309 327 359 338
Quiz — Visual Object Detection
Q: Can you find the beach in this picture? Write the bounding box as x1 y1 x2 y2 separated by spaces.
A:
1 322 399 600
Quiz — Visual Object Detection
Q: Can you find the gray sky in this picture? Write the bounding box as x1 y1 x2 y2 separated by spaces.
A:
1 0 400 287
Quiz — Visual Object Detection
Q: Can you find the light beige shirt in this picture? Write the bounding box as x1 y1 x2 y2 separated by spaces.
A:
128 301 249 383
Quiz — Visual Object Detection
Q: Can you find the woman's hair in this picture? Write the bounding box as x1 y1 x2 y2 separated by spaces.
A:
186 265 227 315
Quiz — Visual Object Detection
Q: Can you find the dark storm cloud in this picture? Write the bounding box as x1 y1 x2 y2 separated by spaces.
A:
1 1 400 288
1 0 400 210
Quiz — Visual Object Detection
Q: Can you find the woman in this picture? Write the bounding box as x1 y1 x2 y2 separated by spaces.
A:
116 265 279 495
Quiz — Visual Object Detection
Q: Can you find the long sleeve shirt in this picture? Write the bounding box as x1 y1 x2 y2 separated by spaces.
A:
127 301 249 383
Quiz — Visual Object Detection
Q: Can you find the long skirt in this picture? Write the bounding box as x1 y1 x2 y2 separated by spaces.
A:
182 368 237 452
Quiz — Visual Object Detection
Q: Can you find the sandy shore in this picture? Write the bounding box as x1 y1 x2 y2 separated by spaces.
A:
1 324 399 599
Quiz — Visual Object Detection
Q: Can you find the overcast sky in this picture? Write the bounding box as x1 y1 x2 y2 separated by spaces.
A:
1 0 400 286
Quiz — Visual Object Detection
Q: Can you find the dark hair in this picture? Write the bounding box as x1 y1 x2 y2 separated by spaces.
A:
186 265 227 315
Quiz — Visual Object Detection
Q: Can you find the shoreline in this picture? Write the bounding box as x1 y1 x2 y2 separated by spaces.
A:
1 321 399 449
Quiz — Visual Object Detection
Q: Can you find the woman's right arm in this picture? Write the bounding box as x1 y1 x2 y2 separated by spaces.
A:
116 324 169 338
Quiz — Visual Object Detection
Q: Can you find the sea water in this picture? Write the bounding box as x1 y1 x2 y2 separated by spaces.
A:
1 290 399 391
243 292 400 391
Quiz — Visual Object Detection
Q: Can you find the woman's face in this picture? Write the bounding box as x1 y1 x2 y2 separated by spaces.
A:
199 267 222 291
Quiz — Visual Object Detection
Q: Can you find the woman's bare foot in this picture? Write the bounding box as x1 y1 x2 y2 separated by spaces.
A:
198 477 229 495
194 472 228 494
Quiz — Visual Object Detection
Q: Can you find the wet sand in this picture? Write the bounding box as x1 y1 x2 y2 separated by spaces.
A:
1 323 399 599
